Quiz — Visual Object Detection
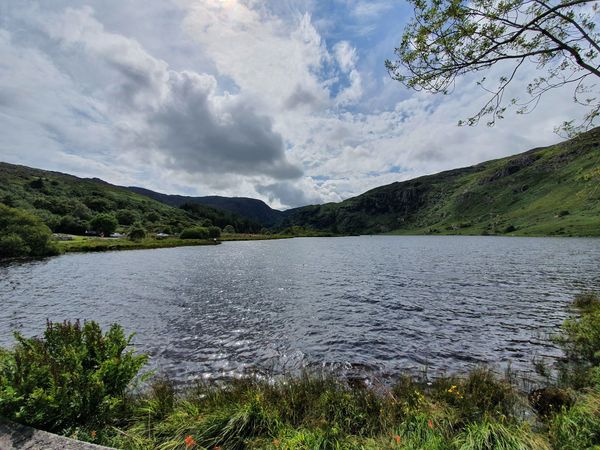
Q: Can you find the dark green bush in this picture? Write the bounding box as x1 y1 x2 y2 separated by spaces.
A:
208 226 221 238
180 226 209 239
555 292 600 388
128 223 146 241
0 204 58 258
0 320 147 432
116 209 139 225
90 213 118 236
223 224 236 234
56 215 88 235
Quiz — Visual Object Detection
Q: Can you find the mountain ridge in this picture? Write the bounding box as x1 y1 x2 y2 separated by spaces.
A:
279 127 600 236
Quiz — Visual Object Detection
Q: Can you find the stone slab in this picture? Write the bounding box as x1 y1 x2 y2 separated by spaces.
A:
0 419 115 450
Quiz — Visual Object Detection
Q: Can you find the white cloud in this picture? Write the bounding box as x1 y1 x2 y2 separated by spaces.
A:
0 0 592 209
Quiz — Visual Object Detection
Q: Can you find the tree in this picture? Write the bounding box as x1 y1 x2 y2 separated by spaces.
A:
207 226 221 238
128 223 147 241
223 225 235 234
90 213 118 236
116 209 139 226
0 204 57 258
180 226 209 239
386 0 600 135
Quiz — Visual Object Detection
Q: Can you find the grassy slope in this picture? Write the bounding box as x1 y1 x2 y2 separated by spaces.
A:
0 162 256 234
128 186 282 227
281 128 600 236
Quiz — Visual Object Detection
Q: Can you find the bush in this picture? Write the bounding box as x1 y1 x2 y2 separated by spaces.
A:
0 320 147 432
55 215 88 235
180 226 209 239
555 292 600 388
454 419 550 450
0 204 57 258
116 209 138 226
0 234 29 257
128 223 146 241
223 224 235 234
90 213 118 236
549 392 600 450
207 226 221 238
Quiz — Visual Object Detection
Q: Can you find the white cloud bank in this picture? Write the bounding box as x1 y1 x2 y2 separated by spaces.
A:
0 0 590 208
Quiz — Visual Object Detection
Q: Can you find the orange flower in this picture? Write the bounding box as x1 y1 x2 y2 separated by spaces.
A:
214 447 222 450
393 434 401 444
184 435 196 448
428 419 434 429
90 431 97 439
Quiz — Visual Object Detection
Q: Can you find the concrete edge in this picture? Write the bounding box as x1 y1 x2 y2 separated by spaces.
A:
0 418 116 450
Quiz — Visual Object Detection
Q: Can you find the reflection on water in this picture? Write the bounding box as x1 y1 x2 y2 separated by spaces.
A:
1 236 599 382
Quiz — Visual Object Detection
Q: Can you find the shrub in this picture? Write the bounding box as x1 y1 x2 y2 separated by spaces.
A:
0 234 29 257
223 224 235 234
0 204 57 258
90 213 118 236
116 209 139 226
56 215 88 235
454 419 550 450
180 226 209 239
128 223 146 241
207 226 221 238
548 392 600 450
0 320 147 432
555 292 600 388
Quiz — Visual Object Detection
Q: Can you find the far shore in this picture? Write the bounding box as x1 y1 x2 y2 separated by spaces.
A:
54 233 294 254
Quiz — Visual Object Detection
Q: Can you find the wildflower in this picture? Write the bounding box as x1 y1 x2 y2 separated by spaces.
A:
428 419 434 429
90 431 97 439
448 385 457 393
273 439 281 447
393 434 401 444
184 435 196 448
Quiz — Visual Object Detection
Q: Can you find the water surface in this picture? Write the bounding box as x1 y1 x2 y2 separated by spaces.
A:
1 236 599 382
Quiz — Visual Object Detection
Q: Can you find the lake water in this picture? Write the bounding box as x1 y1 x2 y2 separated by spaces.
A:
1 236 599 383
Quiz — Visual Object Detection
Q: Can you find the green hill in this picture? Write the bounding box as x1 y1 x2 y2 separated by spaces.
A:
280 128 600 236
0 162 260 235
127 187 282 227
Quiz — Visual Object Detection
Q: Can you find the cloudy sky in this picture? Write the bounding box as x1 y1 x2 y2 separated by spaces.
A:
0 0 588 209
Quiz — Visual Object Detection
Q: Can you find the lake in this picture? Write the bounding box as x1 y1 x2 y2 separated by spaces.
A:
1 236 599 383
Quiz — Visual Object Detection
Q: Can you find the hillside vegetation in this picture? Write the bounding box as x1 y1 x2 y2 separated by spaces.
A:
0 162 260 238
280 128 600 236
128 186 282 227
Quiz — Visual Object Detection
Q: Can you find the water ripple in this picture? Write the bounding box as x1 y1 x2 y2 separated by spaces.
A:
1 236 600 382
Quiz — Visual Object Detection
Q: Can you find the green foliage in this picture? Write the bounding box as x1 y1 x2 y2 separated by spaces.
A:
281 128 600 236
180 226 209 239
0 204 57 258
0 320 147 432
453 419 550 450
223 224 236 234
0 162 255 240
207 225 221 238
128 223 147 241
386 0 600 133
555 292 600 388
548 392 600 450
89 213 118 236
116 209 139 225
55 215 88 235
